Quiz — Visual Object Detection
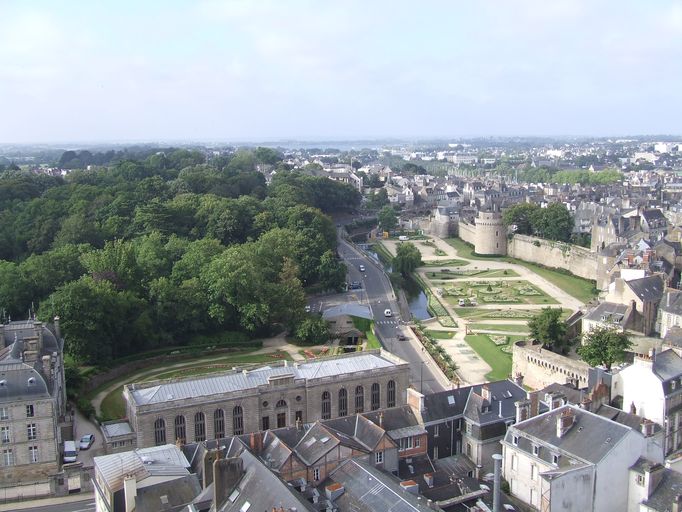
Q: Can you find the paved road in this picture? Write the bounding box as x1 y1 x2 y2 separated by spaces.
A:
336 235 449 394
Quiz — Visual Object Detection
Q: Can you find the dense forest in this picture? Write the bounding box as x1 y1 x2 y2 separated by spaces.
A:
0 148 361 365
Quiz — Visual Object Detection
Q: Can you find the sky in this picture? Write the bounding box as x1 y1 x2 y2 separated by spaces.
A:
1 0 681 143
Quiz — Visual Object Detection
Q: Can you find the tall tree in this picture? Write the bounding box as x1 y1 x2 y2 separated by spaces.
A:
502 203 540 235
531 203 573 242
577 327 632 370
393 242 422 277
528 307 569 353
378 205 398 232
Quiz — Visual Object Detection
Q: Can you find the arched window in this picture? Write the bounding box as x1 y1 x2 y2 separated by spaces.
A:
174 415 186 444
154 418 166 446
214 409 225 439
194 412 206 442
275 400 287 428
371 383 380 410
321 391 331 420
338 388 348 417
387 380 396 408
355 385 364 414
233 406 244 436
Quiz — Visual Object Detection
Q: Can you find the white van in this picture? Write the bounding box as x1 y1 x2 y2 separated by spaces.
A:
398 235 409 241
63 440 77 464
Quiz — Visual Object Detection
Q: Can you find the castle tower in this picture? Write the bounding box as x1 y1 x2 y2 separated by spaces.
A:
474 210 507 255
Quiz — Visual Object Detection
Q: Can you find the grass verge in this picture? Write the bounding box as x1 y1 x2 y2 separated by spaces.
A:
469 323 530 333
465 334 512 381
425 330 455 339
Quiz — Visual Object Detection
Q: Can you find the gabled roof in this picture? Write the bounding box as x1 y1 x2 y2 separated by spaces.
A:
327 459 433 512
463 381 527 426
652 349 682 382
626 275 665 302
660 291 682 316
583 301 628 324
292 422 340 466
420 387 470 423
640 464 682 512
504 405 631 466
322 415 385 451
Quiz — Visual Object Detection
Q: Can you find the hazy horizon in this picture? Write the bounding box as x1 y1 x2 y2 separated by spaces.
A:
2 1 681 143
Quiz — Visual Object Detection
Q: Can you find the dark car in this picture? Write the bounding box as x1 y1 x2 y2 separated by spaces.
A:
397 334 407 341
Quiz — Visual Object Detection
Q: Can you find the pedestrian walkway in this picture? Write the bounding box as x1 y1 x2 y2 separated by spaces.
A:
375 319 401 326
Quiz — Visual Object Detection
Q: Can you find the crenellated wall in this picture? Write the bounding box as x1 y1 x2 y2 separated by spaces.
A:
508 234 598 282
458 221 476 246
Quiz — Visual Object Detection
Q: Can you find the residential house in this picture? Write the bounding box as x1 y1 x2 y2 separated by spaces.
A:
502 405 659 512
604 275 665 335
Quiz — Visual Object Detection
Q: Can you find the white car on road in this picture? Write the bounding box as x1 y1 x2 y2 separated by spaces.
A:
384 309 392 317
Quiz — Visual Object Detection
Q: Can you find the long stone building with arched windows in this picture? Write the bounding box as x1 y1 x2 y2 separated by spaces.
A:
122 350 410 449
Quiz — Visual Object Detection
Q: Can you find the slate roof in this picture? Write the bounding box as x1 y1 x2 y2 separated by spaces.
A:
94 444 191 494
640 465 682 511
293 422 340 466
538 382 583 406
593 404 657 432
420 387 470 423
217 446 315 512
363 405 422 434
660 291 682 315
652 349 682 382
129 352 401 406
463 381 527 426
323 415 385 451
626 275 665 302
327 459 433 512
504 405 631 466
583 302 628 324
101 421 133 439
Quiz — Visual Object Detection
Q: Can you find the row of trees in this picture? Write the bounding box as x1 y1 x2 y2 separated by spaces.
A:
0 149 361 364
529 307 632 370
502 202 574 242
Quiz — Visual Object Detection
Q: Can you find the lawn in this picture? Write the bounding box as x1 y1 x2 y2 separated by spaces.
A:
445 238 505 260
441 279 558 306
465 334 512 381
508 259 597 304
425 330 456 339
454 308 544 320
469 323 530 333
421 259 469 267
424 269 519 280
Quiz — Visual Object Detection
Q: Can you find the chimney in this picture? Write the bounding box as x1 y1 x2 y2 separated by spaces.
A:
400 480 419 495
407 388 425 413
325 482 345 501
249 432 255 451
579 397 592 412
630 402 638 415
644 463 665 499
492 454 503 512
202 448 223 489
423 473 434 488
213 458 244 509
529 391 539 418
53 316 61 340
556 408 575 438
41 355 51 372
515 400 530 423
673 495 682 512
641 419 655 438
498 400 503 418
123 475 137 512
650 348 657 362
548 393 564 411
378 412 384 428
481 384 491 402
513 373 524 387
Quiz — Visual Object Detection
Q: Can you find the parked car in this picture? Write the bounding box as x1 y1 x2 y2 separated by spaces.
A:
397 333 407 341
79 434 95 450
63 441 77 463
458 298 466 306
384 309 392 317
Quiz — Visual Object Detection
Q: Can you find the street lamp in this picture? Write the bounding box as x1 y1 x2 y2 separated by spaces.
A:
420 361 429 393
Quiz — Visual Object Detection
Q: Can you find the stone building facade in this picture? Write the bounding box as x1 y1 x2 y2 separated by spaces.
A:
124 350 410 449
0 319 67 484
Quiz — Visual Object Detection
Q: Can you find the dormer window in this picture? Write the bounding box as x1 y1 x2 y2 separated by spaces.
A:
27 377 35 387
512 435 519 446
552 454 560 465
533 445 540 456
